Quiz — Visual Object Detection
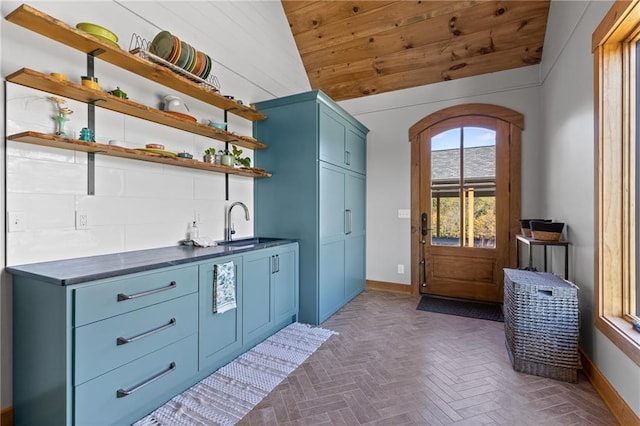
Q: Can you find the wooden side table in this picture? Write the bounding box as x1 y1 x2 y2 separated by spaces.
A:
515 234 570 279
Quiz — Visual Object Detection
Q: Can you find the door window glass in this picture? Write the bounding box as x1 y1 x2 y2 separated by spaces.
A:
430 126 496 247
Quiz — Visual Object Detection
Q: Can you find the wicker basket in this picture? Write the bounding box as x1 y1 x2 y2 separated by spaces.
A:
520 219 550 237
530 221 565 241
503 268 580 382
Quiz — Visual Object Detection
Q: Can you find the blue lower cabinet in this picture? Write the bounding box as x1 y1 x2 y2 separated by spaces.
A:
75 293 198 385
243 250 274 343
11 243 298 425
319 239 345 322
273 246 298 324
345 235 366 300
242 243 299 347
198 255 243 373
75 334 198 426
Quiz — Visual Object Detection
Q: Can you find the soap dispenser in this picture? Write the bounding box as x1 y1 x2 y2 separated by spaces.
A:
190 221 199 240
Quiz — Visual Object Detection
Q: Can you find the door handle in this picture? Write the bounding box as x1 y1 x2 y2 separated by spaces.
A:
345 209 352 234
345 150 351 165
117 281 176 302
116 362 176 398
117 318 176 345
421 213 429 236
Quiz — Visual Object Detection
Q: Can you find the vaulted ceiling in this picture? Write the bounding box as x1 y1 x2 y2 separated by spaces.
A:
282 1 550 101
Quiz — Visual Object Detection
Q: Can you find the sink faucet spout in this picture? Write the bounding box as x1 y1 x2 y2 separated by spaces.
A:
226 201 250 241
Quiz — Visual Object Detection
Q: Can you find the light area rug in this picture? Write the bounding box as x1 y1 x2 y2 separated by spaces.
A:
135 322 337 426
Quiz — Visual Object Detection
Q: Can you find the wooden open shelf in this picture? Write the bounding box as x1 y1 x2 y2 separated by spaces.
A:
8 131 272 178
5 3 267 121
7 68 267 151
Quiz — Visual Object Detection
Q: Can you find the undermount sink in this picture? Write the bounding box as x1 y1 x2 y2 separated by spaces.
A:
217 237 283 247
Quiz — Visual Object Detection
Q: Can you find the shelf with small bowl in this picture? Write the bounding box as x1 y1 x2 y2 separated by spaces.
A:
5 3 266 121
6 68 267 151
7 131 272 178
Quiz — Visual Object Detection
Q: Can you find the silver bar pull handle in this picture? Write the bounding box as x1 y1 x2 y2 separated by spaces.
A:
345 150 351 165
275 254 280 273
117 281 176 302
345 209 352 234
213 265 218 313
116 362 176 398
116 318 176 346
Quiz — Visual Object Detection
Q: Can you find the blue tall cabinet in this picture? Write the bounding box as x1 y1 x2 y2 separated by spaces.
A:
254 90 368 324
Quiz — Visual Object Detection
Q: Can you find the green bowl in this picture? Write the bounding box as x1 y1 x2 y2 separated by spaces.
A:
76 22 118 43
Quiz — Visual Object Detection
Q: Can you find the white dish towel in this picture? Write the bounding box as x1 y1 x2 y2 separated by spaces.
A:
214 261 236 314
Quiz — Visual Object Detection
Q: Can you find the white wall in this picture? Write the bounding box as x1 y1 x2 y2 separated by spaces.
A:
539 0 640 417
340 66 543 285
0 0 309 409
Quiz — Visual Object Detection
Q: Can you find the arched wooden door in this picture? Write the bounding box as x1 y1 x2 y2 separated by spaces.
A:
409 104 522 301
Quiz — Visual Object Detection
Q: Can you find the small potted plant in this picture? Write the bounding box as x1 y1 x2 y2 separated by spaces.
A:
203 147 217 163
231 145 251 168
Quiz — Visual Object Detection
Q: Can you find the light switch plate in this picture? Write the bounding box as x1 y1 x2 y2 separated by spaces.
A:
398 209 410 219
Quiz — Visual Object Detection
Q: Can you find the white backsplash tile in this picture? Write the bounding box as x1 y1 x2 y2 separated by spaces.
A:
93 164 126 197
124 221 190 251
7 193 76 230
7 158 87 195
6 226 127 266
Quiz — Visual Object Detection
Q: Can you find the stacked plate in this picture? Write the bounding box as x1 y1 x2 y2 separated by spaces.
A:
150 31 212 80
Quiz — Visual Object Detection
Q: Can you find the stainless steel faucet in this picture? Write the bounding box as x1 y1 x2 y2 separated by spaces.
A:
225 201 250 241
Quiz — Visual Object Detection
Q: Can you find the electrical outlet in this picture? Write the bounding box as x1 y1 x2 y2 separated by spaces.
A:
8 211 26 232
397 264 405 274
76 211 89 230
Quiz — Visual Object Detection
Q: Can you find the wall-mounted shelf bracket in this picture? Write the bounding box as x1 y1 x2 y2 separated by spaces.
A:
87 153 96 195
224 109 229 201
86 53 96 195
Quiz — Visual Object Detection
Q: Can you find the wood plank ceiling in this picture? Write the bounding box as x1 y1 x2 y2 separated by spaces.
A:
282 1 550 101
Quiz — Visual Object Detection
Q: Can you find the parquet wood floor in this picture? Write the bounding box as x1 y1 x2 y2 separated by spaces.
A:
239 290 618 425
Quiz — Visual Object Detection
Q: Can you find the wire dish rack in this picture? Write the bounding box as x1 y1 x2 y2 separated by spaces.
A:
128 33 221 93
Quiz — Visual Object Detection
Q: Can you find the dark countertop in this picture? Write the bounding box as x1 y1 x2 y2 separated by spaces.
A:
6 238 296 286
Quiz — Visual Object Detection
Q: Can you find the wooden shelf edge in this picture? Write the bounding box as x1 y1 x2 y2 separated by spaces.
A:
5 3 267 122
6 68 268 151
8 131 272 178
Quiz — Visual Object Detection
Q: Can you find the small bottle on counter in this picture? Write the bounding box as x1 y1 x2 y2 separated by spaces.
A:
190 220 199 240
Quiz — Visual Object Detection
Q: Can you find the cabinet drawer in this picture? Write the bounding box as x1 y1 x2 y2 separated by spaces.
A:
74 265 198 326
75 293 197 385
75 334 197 426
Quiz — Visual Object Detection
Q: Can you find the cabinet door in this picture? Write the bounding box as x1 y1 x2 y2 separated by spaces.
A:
242 250 274 344
345 171 366 301
198 255 243 371
320 162 346 240
319 239 346 322
345 127 366 175
319 105 346 167
273 245 298 324
345 234 366 301
345 171 366 236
